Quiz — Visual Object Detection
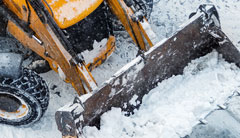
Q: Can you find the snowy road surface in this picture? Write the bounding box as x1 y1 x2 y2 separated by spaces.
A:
1 0 240 138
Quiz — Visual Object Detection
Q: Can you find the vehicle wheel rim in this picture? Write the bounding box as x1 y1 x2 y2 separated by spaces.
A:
0 92 29 120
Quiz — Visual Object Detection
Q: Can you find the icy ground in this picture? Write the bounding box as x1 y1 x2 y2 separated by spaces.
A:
1 0 240 138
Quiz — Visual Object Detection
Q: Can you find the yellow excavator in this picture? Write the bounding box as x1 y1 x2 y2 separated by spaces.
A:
0 0 240 138
0 0 155 125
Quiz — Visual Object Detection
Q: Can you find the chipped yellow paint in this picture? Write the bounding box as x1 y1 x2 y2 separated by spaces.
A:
45 0 104 28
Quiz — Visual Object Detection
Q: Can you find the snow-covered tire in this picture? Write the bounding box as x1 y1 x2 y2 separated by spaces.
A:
0 68 49 126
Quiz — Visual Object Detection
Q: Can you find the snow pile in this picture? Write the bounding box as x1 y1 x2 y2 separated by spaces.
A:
151 0 240 48
83 51 240 138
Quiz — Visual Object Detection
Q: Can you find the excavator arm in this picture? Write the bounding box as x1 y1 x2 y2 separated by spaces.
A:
107 0 158 51
1 0 98 95
1 0 156 95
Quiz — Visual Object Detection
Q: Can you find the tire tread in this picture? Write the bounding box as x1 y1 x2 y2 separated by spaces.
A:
0 68 49 125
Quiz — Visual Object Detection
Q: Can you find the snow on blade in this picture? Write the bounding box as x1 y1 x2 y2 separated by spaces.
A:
82 51 240 138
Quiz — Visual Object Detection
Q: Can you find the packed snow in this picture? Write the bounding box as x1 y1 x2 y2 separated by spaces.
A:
0 0 240 138
82 51 240 138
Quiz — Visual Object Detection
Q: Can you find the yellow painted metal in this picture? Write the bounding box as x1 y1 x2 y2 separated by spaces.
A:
5 0 91 95
7 20 88 95
45 0 104 29
3 0 28 22
3 0 103 29
86 36 116 71
3 0 154 96
3 0 114 95
106 0 148 51
139 18 155 47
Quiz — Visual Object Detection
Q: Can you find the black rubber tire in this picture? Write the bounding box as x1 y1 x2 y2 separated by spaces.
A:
0 68 49 126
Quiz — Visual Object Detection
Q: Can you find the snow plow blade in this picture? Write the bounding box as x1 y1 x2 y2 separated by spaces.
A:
55 5 240 138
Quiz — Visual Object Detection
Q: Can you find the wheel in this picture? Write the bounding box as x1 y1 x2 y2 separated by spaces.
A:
0 68 49 126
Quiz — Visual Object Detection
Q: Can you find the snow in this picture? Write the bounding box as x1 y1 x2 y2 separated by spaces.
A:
81 39 108 65
150 0 240 48
139 19 159 46
189 110 240 138
129 95 139 106
57 66 66 80
1 0 240 138
82 51 240 138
